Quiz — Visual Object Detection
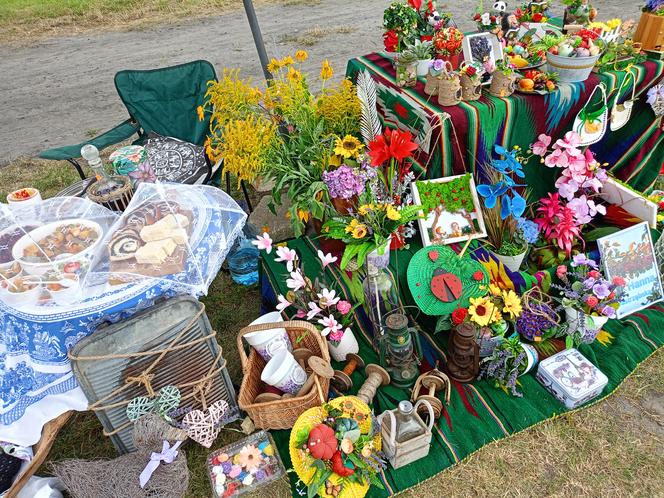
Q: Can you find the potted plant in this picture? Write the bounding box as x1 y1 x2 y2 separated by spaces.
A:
477 144 536 272
434 26 464 69
562 0 597 26
251 234 361 361
479 336 539 397
201 53 363 237
395 51 418 87
635 1 664 51
552 254 626 347
405 39 434 77
383 1 420 57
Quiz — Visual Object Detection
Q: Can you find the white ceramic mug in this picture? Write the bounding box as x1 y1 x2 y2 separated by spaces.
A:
260 348 307 394
245 311 292 361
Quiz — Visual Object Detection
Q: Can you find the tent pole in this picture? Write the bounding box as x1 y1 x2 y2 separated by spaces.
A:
242 0 272 81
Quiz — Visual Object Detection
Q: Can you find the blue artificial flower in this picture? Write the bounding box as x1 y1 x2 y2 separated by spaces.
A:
493 145 525 178
477 181 508 209
516 217 540 244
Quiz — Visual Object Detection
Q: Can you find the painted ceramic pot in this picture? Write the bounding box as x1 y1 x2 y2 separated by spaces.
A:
260 348 307 394
565 307 609 344
245 311 292 361
327 328 359 362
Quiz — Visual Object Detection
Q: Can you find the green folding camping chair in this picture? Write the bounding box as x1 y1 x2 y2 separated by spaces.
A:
39 60 251 209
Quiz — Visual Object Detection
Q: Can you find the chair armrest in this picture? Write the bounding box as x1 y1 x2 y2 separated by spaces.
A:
38 119 141 161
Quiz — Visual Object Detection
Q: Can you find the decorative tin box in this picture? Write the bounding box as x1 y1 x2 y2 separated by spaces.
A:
536 349 608 410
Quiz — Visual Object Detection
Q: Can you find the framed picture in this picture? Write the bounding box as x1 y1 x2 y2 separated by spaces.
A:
598 221 664 318
462 32 503 70
600 176 658 228
411 174 487 247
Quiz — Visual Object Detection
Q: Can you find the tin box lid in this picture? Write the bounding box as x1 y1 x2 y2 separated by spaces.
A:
537 348 608 401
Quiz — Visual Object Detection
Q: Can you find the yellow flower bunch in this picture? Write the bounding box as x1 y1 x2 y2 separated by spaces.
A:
606 18 621 30
203 69 262 126
467 288 523 327
316 79 362 137
345 218 368 239
215 116 279 186
320 59 334 80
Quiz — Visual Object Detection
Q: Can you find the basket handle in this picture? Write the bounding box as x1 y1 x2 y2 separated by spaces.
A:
377 409 397 446
414 399 435 432
236 320 319 372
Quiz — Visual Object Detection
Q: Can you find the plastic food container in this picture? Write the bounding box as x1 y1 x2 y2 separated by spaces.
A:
536 348 608 409
207 431 286 498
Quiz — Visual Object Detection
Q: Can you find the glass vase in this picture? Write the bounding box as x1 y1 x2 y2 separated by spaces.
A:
362 260 399 340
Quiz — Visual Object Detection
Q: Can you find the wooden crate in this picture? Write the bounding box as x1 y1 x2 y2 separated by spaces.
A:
634 12 664 52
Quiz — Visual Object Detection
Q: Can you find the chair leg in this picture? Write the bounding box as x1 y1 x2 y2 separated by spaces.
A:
67 159 87 180
240 180 253 213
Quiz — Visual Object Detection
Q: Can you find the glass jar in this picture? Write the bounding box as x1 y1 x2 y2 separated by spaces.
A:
394 400 426 444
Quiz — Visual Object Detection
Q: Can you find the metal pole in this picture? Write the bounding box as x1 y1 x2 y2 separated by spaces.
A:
242 0 272 81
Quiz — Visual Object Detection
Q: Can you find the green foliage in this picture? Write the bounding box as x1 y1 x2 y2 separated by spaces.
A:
416 174 476 215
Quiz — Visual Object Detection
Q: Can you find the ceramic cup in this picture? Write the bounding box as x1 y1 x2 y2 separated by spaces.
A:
260 348 307 394
245 311 292 361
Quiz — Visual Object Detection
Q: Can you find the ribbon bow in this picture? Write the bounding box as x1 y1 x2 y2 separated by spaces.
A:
139 440 182 488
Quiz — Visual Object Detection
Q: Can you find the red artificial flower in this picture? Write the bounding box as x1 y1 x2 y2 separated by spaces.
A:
612 277 626 287
421 35 433 42
465 66 477 77
451 308 469 325
408 0 422 9
586 295 599 308
368 128 418 166
383 30 399 52
532 12 543 22
587 270 600 279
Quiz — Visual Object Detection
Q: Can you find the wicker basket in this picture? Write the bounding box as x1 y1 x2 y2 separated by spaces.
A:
238 320 330 430
86 175 134 212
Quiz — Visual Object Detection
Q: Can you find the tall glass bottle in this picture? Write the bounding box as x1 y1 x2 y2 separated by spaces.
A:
81 144 123 195
362 263 399 341
394 400 426 443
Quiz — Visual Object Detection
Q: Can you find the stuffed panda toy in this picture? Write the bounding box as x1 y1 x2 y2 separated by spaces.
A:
491 1 511 38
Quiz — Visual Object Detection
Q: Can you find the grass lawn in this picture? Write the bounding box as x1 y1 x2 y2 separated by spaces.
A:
1 156 663 496
0 0 310 43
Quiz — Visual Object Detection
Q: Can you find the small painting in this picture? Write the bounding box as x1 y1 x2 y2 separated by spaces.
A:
598 221 664 318
411 174 487 247
462 32 503 70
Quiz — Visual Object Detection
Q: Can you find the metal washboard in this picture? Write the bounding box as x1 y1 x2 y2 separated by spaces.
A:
71 296 238 454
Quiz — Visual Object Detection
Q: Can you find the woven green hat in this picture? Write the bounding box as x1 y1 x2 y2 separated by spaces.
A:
407 245 489 316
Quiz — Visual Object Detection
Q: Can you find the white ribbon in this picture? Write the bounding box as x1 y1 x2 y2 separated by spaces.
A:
139 440 182 488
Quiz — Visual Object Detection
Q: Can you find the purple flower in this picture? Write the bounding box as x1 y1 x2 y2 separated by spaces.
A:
600 305 616 318
571 254 598 269
583 277 596 289
128 161 156 183
322 165 366 200
432 59 445 71
592 283 611 299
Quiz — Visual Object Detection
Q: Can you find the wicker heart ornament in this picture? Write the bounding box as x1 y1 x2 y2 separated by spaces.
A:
182 400 229 448
126 385 182 422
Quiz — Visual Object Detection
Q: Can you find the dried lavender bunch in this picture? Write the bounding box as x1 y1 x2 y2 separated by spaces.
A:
479 338 528 397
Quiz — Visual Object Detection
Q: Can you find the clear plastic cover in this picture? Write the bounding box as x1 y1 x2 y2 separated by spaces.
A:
84 182 247 297
0 196 119 311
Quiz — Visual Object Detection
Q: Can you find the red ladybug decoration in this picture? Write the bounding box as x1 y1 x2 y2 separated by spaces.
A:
430 268 462 302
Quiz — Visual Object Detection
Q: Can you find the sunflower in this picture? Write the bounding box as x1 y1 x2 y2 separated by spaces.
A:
345 218 360 233
352 224 368 239
320 59 334 80
386 205 401 221
328 154 343 167
501 289 523 319
468 296 497 327
358 204 373 215
333 135 364 159
295 50 308 62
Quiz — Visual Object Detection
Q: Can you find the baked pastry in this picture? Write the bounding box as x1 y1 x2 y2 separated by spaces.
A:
109 228 142 261
134 238 177 265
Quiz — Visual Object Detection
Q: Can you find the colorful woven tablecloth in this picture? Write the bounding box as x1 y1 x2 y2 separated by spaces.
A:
346 54 664 200
260 236 664 497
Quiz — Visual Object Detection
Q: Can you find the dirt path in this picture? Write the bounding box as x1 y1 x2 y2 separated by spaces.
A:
0 0 640 165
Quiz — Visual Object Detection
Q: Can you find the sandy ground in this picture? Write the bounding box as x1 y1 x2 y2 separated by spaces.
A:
0 0 642 165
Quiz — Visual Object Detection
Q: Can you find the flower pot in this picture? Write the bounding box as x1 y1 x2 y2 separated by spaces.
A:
365 236 392 270
331 196 357 216
520 343 539 375
327 328 360 362
634 12 664 52
489 71 517 98
565 307 610 344
260 348 307 394
460 74 482 101
545 53 601 83
416 59 433 77
396 62 418 88
424 73 440 95
493 249 527 273
309 218 346 255
437 76 462 107
437 53 460 70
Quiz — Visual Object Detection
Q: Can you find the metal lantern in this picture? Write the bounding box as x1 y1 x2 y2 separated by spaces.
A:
378 312 423 389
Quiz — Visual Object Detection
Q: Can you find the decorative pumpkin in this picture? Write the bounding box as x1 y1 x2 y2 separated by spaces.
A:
307 424 337 460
